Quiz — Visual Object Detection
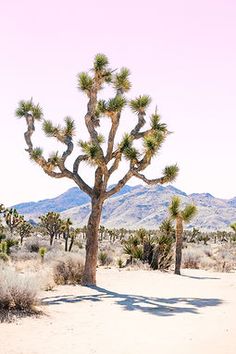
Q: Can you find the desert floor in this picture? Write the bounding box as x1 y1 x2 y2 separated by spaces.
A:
1 268 236 354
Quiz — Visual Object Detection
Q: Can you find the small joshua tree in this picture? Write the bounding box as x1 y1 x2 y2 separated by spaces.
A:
16 54 179 285
4 208 23 236
169 196 197 275
39 212 62 246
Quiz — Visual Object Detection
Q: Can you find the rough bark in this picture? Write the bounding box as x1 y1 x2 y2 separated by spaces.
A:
82 197 103 285
174 216 183 275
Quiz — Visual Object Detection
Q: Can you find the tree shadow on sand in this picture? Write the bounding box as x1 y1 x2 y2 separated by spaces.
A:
41 286 223 317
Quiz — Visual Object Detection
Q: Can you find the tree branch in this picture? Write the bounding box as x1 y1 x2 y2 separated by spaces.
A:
105 170 133 198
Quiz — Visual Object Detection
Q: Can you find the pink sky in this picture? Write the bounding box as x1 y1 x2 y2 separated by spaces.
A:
0 0 235 205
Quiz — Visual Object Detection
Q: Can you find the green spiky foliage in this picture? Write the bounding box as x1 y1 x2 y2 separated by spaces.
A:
123 147 139 162
159 218 175 237
150 113 168 132
15 99 43 120
15 100 43 120
48 151 60 166
169 196 181 217
107 96 126 113
130 95 151 114
63 117 75 137
96 96 126 116
94 53 109 71
181 204 197 222
230 223 236 233
77 72 93 92
143 132 164 156
42 120 58 137
163 164 179 183
113 67 131 92
97 134 105 144
119 134 133 152
30 147 43 161
79 141 102 163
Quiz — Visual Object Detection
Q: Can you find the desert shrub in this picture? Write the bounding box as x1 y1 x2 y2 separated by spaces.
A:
0 253 9 262
182 248 201 269
0 265 39 317
53 254 84 285
24 237 48 253
10 250 38 262
98 251 113 266
38 268 55 291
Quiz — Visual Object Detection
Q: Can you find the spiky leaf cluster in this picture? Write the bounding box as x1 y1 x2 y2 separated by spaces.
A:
93 54 112 83
31 147 43 161
169 196 181 218
130 95 151 114
15 100 43 120
94 54 109 71
181 204 197 222
43 117 75 140
97 96 126 116
113 67 131 93
42 120 59 137
48 151 60 166
79 140 102 162
77 72 93 93
163 164 179 182
63 117 75 137
150 113 168 133
119 134 133 152
123 147 139 161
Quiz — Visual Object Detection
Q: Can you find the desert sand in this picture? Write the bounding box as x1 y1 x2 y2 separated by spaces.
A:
1 268 236 354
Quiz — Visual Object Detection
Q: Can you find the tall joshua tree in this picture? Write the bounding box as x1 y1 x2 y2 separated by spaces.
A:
16 54 179 285
169 196 197 275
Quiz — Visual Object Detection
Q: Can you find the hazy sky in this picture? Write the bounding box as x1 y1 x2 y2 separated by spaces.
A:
0 0 235 206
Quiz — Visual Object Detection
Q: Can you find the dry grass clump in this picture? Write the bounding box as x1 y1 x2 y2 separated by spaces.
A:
182 248 202 269
0 264 39 322
53 254 84 285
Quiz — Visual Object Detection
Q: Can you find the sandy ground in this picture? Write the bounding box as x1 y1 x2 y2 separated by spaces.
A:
1 268 236 354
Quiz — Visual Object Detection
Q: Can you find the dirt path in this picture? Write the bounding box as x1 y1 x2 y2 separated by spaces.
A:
1 268 236 354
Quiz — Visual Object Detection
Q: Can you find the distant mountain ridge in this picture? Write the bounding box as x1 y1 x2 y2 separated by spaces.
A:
13 185 236 230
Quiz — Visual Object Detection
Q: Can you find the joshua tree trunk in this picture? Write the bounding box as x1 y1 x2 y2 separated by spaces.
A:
65 233 68 251
82 197 103 285
175 216 183 275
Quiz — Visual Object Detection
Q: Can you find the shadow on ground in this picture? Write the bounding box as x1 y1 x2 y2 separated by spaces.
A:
41 286 223 317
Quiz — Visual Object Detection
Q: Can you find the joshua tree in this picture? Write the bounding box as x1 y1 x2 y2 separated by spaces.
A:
60 218 73 251
39 212 62 246
16 54 179 285
169 196 197 275
4 208 23 236
18 219 32 245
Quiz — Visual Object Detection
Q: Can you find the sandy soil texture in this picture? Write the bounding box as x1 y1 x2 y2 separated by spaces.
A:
1 268 236 354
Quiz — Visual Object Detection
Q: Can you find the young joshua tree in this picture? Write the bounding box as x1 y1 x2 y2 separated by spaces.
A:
169 196 197 275
16 54 179 285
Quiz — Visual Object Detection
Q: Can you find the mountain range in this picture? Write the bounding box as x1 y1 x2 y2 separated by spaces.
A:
12 185 236 230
